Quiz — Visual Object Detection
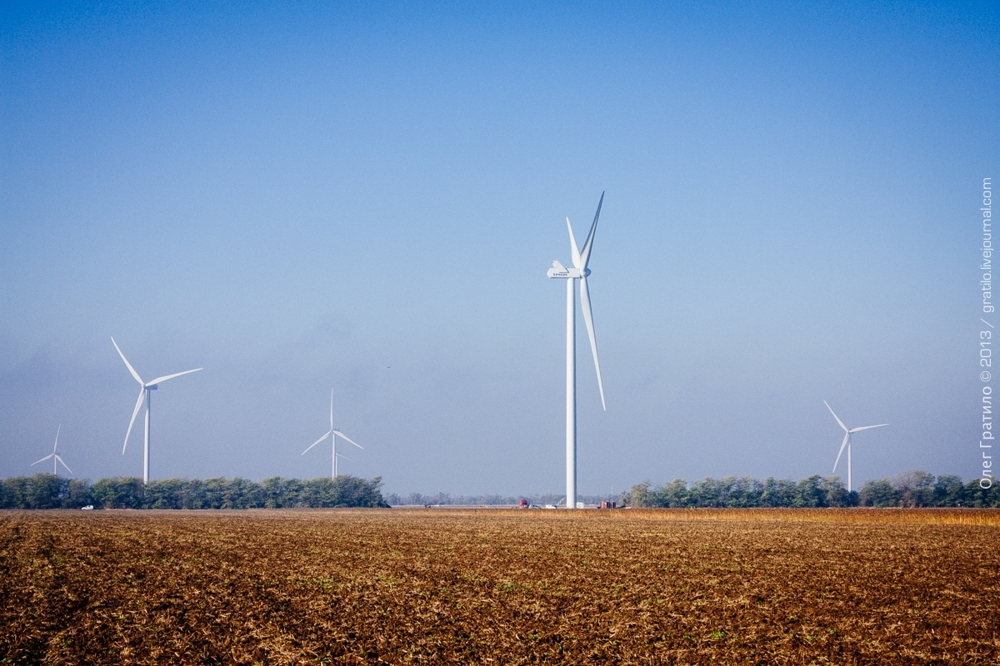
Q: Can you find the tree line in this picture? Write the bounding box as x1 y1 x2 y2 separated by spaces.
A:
4 471 996 510
622 471 1000 508
0 475 388 509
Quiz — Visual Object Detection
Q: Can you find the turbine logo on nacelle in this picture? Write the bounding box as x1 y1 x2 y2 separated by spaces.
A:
546 260 588 279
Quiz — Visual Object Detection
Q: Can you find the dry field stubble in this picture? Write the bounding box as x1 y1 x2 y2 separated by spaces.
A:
1 509 998 664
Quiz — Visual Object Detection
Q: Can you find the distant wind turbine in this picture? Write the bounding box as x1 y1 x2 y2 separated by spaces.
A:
31 425 72 476
824 400 887 493
547 192 607 509
112 337 202 485
302 389 363 479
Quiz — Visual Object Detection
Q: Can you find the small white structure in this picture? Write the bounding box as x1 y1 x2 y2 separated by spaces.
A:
825 400 888 492
302 389 363 479
31 425 72 476
112 337 202 484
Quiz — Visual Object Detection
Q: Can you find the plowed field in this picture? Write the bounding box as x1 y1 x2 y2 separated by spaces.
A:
2 509 998 664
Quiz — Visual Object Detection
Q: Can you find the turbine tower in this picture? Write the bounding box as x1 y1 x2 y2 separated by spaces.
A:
302 389 363 479
31 425 72 476
112 337 202 484
547 192 607 509
824 400 888 492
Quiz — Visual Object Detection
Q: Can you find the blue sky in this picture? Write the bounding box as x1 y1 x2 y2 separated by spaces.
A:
1 1 996 495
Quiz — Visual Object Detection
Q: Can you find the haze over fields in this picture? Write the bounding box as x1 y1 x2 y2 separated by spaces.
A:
1 1 996 495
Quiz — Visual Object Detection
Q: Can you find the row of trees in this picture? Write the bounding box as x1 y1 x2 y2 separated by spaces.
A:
0 475 389 510
623 472 1000 508
4 471 996 510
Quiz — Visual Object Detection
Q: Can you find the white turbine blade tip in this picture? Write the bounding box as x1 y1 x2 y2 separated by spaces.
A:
850 424 889 433
148 368 203 385
579 191 604 269
579 277 606 410
303 431 332 455
55 455 72 474
123 388 145 454
566 217 582 268
31 455 52 466
334 430 364 449
112 337 144 384
832 433 849 472
824 400 849 432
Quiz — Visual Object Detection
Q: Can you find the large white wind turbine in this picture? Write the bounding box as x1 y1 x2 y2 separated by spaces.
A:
302 389 363 479
31 425 72 476
824 400 887 493
547 192 607 509
112 337 202 485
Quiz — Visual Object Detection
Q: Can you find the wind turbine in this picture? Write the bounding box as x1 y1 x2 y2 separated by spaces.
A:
31 425 72 476
112 337 202 485
302 389 363 479
547 192 607 509
824 400 887 492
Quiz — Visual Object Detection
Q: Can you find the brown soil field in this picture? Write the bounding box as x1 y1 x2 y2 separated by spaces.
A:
1 508 998 664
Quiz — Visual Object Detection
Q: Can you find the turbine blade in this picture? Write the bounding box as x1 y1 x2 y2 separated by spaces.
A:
148 368 202 385
580 277 606 411
31 454 53 466
832 433 849 473
53 424 60 454
55 455 72 474
330 390 334 429
123 388 145 454
302 430 332 455
579 191 604 269
112 337 144 385
824 400 849 433
566 217 582 269
333 430 364 450
850 424 888 433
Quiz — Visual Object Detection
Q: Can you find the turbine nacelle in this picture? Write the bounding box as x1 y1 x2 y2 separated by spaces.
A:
547 261 589 279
